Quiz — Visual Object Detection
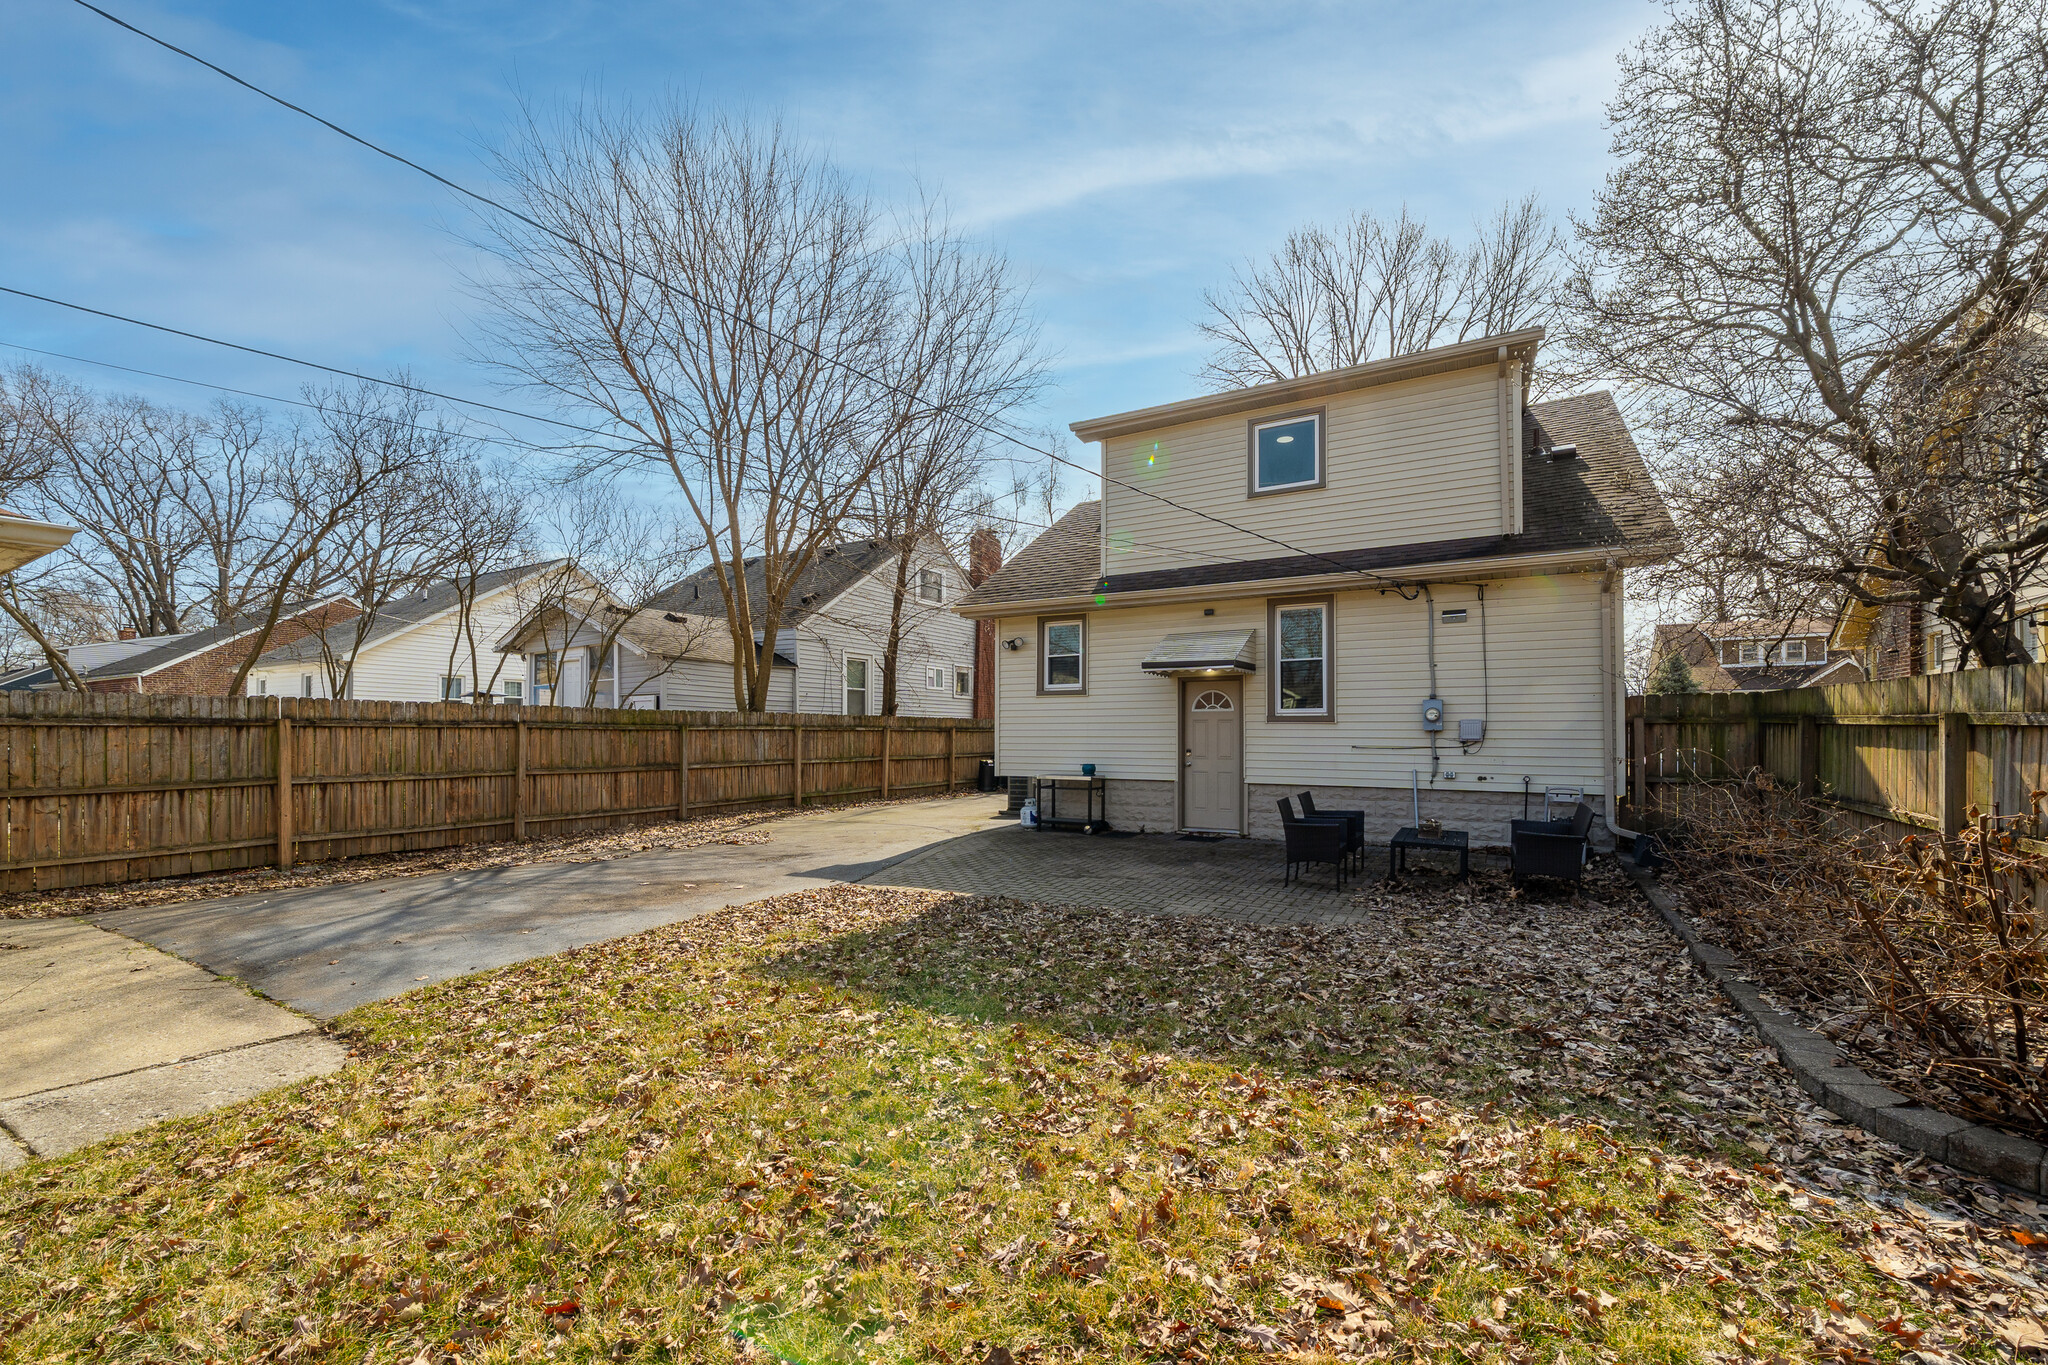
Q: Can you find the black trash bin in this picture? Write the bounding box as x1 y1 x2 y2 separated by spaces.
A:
976 759 995 792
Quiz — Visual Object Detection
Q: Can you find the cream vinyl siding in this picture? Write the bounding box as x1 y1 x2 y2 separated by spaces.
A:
657 656 796 712
994 573 1610 799
1100 367 1503 579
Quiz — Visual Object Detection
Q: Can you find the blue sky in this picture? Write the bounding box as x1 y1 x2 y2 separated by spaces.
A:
1 0 1653 505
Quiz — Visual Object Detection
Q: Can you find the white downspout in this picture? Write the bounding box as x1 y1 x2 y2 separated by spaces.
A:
1598 563 1638 848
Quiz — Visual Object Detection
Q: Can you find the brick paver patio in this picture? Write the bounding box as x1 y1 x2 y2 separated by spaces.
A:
865 821 1503 925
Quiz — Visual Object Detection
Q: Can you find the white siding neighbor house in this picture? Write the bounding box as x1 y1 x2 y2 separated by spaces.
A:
245 564 557 702
493 597 798 712
626 536 980 716
954 329 1676 844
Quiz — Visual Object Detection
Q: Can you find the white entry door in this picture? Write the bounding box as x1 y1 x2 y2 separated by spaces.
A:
1182 677 1243 833
555 651 588 708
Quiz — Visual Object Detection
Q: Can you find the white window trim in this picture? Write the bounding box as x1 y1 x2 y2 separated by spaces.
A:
954 666 972 697
1775 640 1809 665
918 568 945 603
924 664 946 691
1272 600 1331 717
440 675 467 702
1734 642 1765 667
1041 618 1085 692
844 654 871 716
1250 411 1324 494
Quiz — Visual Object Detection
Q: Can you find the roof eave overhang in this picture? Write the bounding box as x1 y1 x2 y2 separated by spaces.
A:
0 516 77 575
1069 328 1545 443
954 542 1666 618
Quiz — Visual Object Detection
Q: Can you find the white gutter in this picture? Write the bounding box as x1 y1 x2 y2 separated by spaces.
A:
0 513 76 575
953 544 1672 619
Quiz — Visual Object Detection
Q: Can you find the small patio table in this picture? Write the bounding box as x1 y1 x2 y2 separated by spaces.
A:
1389 826 1470 881
1032 774 1108 833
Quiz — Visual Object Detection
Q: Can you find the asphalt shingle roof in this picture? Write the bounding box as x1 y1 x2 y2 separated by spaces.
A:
644 540 905 627
958 389 1675 607
256 562 558 664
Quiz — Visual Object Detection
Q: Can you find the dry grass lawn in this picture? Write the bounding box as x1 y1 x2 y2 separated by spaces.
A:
3 866 2045 1362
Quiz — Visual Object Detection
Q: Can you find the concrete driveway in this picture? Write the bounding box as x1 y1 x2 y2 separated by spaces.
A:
0 919 341 1163
95 794 1006 1020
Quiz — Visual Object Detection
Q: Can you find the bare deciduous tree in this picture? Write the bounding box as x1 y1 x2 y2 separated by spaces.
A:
1561 0 2048 668
479 103 984 710
854 201 1047 714
1199 196 1561 389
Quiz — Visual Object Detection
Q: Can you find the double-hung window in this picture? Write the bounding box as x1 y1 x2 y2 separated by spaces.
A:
954 667 972 697
918 568 944 602
1248 409 1324 495
1041 618 1084 692
1735 642 1764 666
440 675 466 702
1271 600 1331 718
925 664 946 691
845 656 870 715
502 679 522 703
1775 640 1808 665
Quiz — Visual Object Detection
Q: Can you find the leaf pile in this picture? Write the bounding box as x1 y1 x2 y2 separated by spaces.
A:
3 874 2047 1361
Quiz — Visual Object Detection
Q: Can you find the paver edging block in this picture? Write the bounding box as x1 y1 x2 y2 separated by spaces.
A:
1625 860 2044 1195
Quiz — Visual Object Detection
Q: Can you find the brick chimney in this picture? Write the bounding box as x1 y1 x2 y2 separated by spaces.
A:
118 628 138 641
967 527 1001 721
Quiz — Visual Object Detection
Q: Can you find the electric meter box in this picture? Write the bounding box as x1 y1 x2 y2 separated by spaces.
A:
1421 697 1445 732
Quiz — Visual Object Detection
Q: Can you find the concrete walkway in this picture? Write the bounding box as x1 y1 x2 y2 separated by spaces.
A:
0 919 341 1162
1 795 1003 1164
95 794 1006 1020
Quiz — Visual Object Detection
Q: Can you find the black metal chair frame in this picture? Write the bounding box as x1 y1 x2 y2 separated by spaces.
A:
1277 797 1350 889
1510 801 1596 886
1297 791 1365 870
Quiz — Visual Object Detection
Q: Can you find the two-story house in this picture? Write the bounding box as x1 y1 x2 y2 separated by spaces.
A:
1647 619 1863 691
955 329 1675 843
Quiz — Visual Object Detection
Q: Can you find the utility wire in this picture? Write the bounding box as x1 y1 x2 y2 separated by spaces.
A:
0 323 1300 573
67 0 1419 596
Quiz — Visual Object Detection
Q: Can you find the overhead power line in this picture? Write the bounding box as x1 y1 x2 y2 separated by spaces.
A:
66 0 1419 596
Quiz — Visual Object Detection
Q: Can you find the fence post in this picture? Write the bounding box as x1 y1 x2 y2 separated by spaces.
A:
677 722 690 821
793 726 804 807
1939 711 1971 837
275 704 294 869
947 726 958 792
513 716 527 841
1797 715 1820 799
880 724 890 800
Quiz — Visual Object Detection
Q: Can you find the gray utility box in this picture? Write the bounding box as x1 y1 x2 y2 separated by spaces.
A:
1459 718 1485 742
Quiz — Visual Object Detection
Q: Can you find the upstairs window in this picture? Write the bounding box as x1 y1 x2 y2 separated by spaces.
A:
1249 410 1323 495
1734 642 1765 666
954 667 972 697
1775 640 1809 665
918 568 944 602
1042 619 1084 692
925 665 946 691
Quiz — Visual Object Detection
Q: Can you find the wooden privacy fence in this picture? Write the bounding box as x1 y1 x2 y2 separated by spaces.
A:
0 693 993 894
1628 662 2048 842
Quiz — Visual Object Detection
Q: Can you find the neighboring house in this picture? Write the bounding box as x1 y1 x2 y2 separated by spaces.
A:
494 595 798 711
636 536 980 717
0 598 359 695
245 562 559 702
954 328 1676 844
1833 595 2045 679
1646 619 1863 691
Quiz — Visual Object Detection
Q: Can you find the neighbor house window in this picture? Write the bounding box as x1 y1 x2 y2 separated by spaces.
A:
1735 642 1765 666
954 667 972 697
251 678 267 696
440 676 466 702
1041 618 1084 692
300 674 314 698
1271 599 1331 718
845 656 870 715
925 665 946 691
919 568 944 602
1775 640 1808 665
502 679 522 703
1248 410 1324 495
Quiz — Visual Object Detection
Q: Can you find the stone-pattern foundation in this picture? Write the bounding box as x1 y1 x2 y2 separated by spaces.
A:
1089 777 1604 845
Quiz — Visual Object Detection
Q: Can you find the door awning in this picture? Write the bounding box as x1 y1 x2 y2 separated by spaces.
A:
1140 628 1258 676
